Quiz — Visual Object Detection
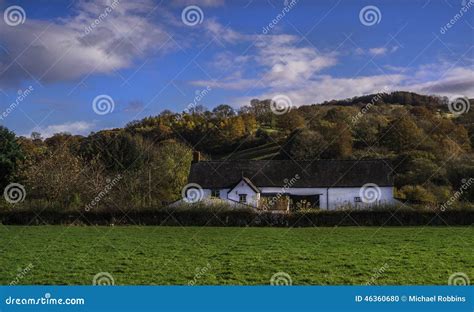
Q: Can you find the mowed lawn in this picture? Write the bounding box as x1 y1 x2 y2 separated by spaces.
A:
0 226 472 285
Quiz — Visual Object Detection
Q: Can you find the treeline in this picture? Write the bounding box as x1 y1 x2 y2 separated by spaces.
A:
1 91 474 212
318 91 447 107
1 129 192 211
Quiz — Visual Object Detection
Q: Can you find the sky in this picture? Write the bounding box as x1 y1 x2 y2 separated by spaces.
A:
0 0 473 137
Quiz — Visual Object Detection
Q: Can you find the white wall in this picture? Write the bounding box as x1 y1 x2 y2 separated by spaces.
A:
201 186 395 210
227 181 260 207
202 184 260 207
326 186 395 209
259 186 395 210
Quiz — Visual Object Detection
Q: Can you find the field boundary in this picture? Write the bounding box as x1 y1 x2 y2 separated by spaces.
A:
1 210 473 226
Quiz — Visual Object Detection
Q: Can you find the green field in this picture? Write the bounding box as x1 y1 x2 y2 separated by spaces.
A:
1 226 472 285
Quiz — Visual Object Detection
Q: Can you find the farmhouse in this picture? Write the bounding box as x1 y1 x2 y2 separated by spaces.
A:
185 152 396 211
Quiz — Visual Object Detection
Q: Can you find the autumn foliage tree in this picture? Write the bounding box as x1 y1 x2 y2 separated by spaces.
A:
2 91 474 209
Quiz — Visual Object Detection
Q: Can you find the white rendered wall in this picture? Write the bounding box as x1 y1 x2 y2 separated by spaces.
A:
227 181 260 207
201 186 394 210
326 187 395 209
259 186 394 210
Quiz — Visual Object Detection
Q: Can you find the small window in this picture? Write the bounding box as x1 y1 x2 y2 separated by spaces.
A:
211 189 220 198
354 196 362 203
239 194 247 203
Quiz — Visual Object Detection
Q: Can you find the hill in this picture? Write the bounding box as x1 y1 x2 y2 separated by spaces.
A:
1 91 473 208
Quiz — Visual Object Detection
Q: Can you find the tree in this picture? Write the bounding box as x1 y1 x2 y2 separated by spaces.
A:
241 99 273 126
79 130 145 171
446 156 474 202
241 113 258 134
24 146 84 207
213 104 235 118
284 129 328 160
159 109 174 116
114 140 193 208
30 132 43 141
399 185 436 203
395 157 447 187
228 116 246 140
45 133 82 154
382 117 424 153
324 107 354 124
0 126 24 189
276 110 305 132
189 104 208 115
319 122 353 159
352 115 386 147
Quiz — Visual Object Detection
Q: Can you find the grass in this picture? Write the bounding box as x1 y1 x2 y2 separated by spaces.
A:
0 226 472 285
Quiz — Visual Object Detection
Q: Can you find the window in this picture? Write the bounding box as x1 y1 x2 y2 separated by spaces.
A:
211 189 220 198
354 196 362 203
239 194 247 203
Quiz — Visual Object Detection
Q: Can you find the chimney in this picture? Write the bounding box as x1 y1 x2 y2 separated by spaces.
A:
193 151 201 163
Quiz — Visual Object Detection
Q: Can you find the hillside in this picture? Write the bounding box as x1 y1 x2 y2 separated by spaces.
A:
1 91 473 209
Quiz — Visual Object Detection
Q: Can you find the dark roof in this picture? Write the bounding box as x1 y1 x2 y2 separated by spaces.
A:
188 160 393 188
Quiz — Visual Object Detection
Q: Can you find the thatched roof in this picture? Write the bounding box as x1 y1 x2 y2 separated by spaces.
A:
188 159 393 188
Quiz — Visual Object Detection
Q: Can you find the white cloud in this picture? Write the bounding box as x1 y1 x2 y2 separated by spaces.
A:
191 21 474 107
0 0 172 86
355 47 365 55
383 65 407 72
368 47 388 56
29 121 95 138
228 65 474 108
191 31 337 90
192 77 259 90
172 0 224 7
358 46 399 56
204 19 245 43
409 66 474 97
255 35 337 86
232 74 404 107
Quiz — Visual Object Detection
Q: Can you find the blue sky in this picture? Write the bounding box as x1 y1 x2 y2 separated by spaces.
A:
0 0 473 137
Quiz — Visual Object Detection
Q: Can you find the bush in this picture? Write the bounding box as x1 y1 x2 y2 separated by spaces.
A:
1 207 473 226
